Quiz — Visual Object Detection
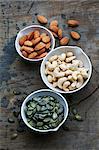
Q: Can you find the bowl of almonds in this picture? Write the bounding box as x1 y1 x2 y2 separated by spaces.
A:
15 25 55 61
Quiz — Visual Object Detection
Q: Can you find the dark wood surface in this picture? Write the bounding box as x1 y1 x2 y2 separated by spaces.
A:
0 1 99 150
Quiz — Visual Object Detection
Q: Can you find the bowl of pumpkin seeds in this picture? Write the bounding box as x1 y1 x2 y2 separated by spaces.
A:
21 89 68 133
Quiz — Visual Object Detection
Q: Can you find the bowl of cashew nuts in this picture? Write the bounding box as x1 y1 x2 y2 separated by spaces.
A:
40 46 92 93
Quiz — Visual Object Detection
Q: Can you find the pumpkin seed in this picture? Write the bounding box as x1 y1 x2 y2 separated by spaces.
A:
27 110 33 116
75 114 83 121
53 112 58 120
37 122 43 127
11 133 18 140
30 102 36 108
72 108 77 115
36 105 41 111
43 117 50 123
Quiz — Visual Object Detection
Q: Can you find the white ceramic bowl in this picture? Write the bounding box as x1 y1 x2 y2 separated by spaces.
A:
21 89 68 133
40 46 92 94
15 25 55 62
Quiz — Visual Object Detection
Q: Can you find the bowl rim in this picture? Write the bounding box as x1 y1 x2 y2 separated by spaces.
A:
40 46 92 94
21 89 69 132
15 24 55 62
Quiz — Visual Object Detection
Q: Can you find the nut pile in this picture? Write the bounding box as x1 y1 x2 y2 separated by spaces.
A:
19 30 51 59
37 15 80 45
25 96 64 130
45 51 89 92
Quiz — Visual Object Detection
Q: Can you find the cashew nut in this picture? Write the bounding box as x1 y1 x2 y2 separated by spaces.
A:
47 61 57 71
66 56 76 63
53 67 65 78
49 55 58 62
53 82 58 88
65 70 73 76
47 75 53 83
58 77 67 89
76 74 84 88
63 81 71 91
66 51 73 57
58 53 66 61
59 63 67 71
72 60 80 67
72 71 80 80
68 75 74 82
71 81 77 88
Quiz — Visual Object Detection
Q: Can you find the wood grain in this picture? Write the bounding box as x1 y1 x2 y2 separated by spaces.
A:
0 1 99 150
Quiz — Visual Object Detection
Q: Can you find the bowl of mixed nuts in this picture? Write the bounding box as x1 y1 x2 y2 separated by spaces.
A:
40 46 92 93
15 25 55 61
21 89 68 132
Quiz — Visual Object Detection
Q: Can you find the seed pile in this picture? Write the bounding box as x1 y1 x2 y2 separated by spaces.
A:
19 30 51 59
25 96 64 130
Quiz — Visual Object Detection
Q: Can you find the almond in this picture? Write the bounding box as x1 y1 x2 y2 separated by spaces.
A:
58 28 63 39
46 42 51 49
49 25 58 33
34 42 45 51
60 37 69 45
21 45 34 53
35 52 47 59
40 33 47 38
42 36 50 43
28 52 38 59
37 15 48 24
67 20 79 27
37 48 46 55
34 30 40 39
50 20 58 26
22 51 28 58
32 37 41 46
27 31 34 40
70 31 80 40
19 35 27 46
24 40 33 46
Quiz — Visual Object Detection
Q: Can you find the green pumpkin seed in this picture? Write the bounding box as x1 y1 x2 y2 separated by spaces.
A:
36 105 41 111
37 122 43 127
33 97 41 101
27 110 33 116
43 118 50 123
52 112 58 120
75 114 83 121
30 102 36 108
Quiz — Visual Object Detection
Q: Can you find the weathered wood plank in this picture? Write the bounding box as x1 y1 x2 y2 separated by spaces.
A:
0 1 99 150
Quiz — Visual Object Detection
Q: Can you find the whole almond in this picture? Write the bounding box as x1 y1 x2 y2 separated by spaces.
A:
22 51 28 58
46 42 51 49
34 30 40 39
49 25 58 33
37 48 46 55
67 20 79 27
50 20 58 26
32 37 41 46
40 33 47 38
42 36 50 43
58 28 63 39
70 31 80 40
24 40 33 46
34 42 45 51
35 52 47 59
28 52 38 59
37 15 48 24
19 35 27 46
28 31 34 40
21 45 34 53
60 37 69 45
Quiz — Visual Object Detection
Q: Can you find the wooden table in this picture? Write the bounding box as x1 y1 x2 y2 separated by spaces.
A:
0 1 99 150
